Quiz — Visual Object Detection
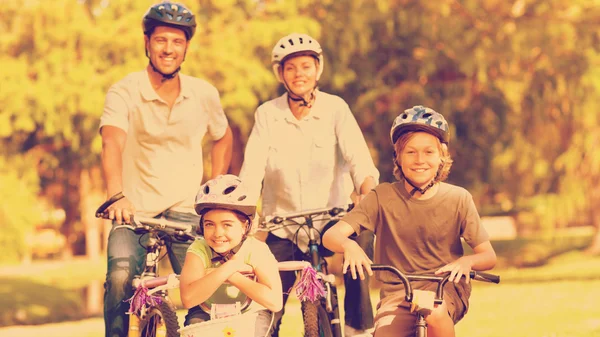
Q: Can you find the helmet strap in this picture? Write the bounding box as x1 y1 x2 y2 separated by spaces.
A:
280 68 318 108
395 160 442 197
145 48 187 83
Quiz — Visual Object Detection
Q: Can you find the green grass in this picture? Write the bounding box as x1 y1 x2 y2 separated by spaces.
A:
2 251 600 336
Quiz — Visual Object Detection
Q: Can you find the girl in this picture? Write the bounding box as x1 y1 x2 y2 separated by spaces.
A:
180 174 282 336
322 106 497 337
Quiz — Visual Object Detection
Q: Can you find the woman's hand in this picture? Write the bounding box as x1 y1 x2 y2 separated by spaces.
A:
341 240 373 280
435 257 473 283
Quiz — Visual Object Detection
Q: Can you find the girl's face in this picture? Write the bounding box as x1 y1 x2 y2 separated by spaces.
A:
202 209 247 254
282 55 318 97
397 132 442 187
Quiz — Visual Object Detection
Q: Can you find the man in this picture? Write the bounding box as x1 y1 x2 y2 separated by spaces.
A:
99 2 232 336
240 33 379 337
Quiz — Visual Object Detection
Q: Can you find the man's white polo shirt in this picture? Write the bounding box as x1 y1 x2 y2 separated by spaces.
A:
100 70 228 216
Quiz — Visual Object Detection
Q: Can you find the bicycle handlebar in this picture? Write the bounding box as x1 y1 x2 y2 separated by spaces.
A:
370 264 500 303
95 194 199 241
260 204 354 227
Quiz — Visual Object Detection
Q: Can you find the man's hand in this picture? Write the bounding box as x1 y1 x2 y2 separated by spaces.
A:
107 197 135 224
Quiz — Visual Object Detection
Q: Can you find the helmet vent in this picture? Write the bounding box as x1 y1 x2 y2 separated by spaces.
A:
401 113 408 119
288 39 294 46
423 113 432 118
238 195 247 202
299 37 303 43
166 13 173 20
204 185 210 194
223 186 237 195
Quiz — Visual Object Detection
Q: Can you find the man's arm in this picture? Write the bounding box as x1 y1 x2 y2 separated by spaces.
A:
210 126 233 178
100 125 134 223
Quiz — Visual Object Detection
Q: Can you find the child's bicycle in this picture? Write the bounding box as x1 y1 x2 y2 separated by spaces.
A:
96 196 199 337
96 196 326 337
369 264 500 337
258 204 354 337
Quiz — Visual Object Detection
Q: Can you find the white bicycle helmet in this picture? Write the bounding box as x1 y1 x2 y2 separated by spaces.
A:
194 175 256 219
271 33 324 83
390 105 450 145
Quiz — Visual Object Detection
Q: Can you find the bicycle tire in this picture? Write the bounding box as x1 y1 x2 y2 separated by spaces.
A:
302 300 334 337
139 300 180 337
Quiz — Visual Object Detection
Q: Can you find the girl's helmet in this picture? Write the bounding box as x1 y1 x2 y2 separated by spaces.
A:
390 105 450 145
194 175 256 219
271 33 324 82
142 2 197 40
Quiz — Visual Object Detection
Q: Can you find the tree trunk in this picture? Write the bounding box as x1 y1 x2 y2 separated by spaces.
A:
80 167 104 261
585 207 600 255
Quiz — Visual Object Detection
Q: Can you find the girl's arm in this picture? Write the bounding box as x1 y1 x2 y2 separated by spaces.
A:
179 252 245 309
322 220 373 280
226 254 283 312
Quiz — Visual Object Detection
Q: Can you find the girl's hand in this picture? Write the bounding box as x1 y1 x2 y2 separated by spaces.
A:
341 240 373 280
435 257 473 283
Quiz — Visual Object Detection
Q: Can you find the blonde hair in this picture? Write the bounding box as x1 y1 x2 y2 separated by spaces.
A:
393 131 453 182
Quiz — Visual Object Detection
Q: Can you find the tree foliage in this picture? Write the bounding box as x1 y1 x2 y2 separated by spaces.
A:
1 0 600 258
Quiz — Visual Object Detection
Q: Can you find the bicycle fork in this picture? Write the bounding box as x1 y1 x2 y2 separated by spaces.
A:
308 239 342 337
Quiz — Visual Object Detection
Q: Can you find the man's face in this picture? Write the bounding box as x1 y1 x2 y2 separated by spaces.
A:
145 26 189 74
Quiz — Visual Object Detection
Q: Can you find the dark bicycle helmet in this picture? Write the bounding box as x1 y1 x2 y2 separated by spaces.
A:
142 2 197 40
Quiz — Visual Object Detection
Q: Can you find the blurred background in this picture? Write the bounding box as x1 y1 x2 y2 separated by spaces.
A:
1 0 600 336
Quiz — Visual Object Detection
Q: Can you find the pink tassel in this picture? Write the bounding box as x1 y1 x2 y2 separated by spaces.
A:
125 286 163 316
295 266 326 302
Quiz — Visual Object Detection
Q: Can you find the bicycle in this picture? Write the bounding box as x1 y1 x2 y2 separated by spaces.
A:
96 195 327 337
369 264 500 337
258 204 354 337
96 195 199 337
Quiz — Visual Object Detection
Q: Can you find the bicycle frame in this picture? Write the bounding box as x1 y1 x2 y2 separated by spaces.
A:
260 205 352 337
370 264 500 337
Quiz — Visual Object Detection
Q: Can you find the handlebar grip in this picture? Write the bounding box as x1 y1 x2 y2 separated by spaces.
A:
471 271 500 284
95 192 125 218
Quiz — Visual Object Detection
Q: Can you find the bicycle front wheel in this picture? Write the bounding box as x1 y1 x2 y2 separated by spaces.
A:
302 300 333 337
138 300 180 337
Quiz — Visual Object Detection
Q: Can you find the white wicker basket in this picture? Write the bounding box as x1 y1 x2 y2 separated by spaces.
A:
178 311 258 337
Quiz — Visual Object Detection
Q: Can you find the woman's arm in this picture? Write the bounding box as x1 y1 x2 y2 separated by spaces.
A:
179 252 244 309
226 254 283 312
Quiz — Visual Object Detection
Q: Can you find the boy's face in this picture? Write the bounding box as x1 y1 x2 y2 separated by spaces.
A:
397 132 442 187
202 209 246 254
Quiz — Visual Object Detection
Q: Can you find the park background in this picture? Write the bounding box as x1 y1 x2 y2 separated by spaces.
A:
1 0 600 336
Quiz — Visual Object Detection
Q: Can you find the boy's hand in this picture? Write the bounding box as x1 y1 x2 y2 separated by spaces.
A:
435 257 473 283
341 240 373 280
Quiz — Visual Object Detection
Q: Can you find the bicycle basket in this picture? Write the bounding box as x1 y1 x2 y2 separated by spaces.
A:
178 311 258 337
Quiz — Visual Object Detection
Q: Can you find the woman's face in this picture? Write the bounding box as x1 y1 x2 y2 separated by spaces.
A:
397 132 442 187
202 209 247 254
281 55 318 97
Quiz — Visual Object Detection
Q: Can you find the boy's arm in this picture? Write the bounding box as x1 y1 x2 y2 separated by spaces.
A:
322 220 373 280
435 241 497 283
